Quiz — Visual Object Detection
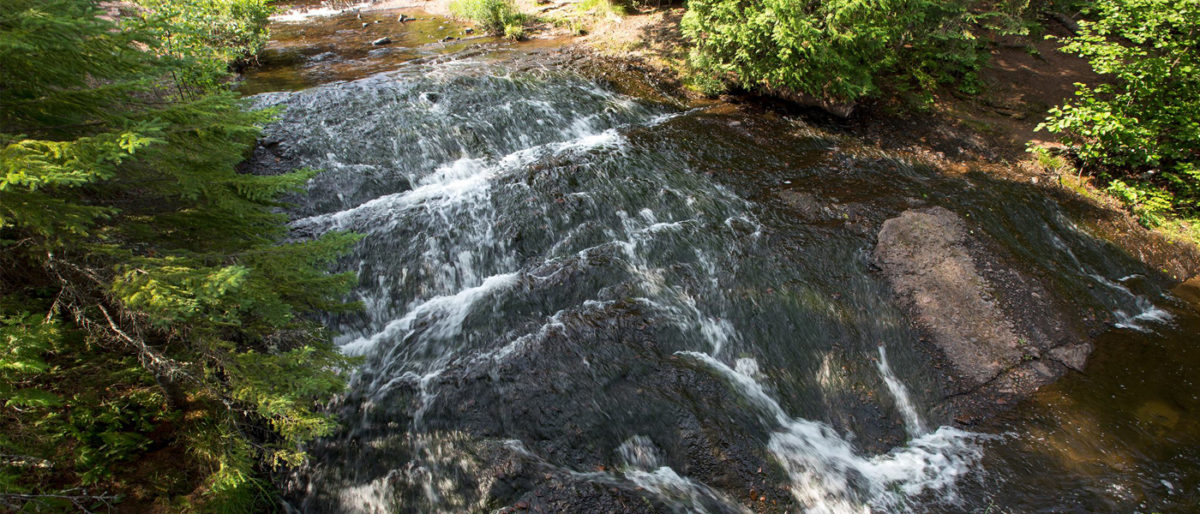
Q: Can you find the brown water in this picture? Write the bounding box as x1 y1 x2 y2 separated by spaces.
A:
243 9 1200 512
971 307 1200 511
238 5 494 95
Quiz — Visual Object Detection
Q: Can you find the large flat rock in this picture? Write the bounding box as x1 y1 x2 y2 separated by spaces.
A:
875 207 1092 417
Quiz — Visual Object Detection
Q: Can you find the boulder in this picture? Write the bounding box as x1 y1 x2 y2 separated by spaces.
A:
874 207 1092 417
1172 275 1200 308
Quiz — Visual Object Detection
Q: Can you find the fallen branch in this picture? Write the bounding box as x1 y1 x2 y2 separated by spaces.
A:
0 488 120 513
1047 11 1081 35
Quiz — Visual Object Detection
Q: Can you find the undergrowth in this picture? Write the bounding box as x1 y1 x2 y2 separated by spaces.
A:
450 0 527 39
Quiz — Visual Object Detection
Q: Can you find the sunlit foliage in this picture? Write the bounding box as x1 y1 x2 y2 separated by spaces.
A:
1039 0 1200 225
680 0 993 102
1 0 356 509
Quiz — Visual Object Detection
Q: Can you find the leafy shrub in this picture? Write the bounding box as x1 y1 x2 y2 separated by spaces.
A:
680 0 990 103
576 0 627 17
451 0 526 38
1038 0 1200 220
1106 178 1175 226
135 0 274 89
504 21 526 40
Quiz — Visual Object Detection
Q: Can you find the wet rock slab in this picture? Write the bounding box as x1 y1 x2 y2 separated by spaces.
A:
874 206 1093 417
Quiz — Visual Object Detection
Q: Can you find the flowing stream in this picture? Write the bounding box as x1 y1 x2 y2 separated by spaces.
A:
245 9 1200 513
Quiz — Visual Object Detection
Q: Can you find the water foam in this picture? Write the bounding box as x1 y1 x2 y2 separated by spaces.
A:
339 272 520 357
679 351 988 513
1090 273 1174 332
617 435 751 513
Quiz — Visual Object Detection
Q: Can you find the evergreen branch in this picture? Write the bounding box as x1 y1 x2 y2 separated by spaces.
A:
42 254 201 393
45 285 66 323
5 120 107 135
96 303 193 383
42 254 252 417
1 0 339 507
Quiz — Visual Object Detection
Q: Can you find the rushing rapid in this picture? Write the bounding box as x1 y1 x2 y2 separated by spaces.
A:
248 42 1200 512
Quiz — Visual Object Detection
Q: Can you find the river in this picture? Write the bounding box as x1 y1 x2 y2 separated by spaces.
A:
241 7 1200 512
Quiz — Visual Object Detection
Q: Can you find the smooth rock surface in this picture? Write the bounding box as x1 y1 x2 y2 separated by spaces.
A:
874 206 1090 405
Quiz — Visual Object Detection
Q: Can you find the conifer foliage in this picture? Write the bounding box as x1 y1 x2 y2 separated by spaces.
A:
1 0 357 509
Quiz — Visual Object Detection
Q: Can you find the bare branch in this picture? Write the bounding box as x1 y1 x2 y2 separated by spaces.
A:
0 488 120 513
42 253 203 390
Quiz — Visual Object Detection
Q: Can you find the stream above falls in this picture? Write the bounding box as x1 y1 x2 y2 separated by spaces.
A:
242 8 1200 512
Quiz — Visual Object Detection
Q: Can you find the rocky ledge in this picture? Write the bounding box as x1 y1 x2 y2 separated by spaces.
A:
874 206 1093 422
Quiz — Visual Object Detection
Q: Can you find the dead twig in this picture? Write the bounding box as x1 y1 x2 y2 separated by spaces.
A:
0 488 120 513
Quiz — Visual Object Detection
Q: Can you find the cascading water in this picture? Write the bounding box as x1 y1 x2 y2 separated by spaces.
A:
876 347 925 438
247 37 1200 513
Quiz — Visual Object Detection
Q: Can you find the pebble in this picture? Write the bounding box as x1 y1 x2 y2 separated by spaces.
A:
371 37 392 46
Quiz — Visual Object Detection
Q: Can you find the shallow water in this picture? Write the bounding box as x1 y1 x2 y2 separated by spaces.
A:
969 313 1200 511
244 15 1200 512
238 6 494 95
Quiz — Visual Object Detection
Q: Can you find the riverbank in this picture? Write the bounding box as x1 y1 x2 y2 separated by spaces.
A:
563 4 1200 282
276 0 1200 281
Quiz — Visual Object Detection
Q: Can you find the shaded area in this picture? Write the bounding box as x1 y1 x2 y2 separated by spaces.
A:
966 309 1200 511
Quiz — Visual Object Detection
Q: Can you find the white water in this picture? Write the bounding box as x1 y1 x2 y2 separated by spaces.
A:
338 271 520 357
267 62 1006 513
876 346 926 437
302 91 652 388
680 351 988 513
1089 273 1174 332
617 435 752 513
